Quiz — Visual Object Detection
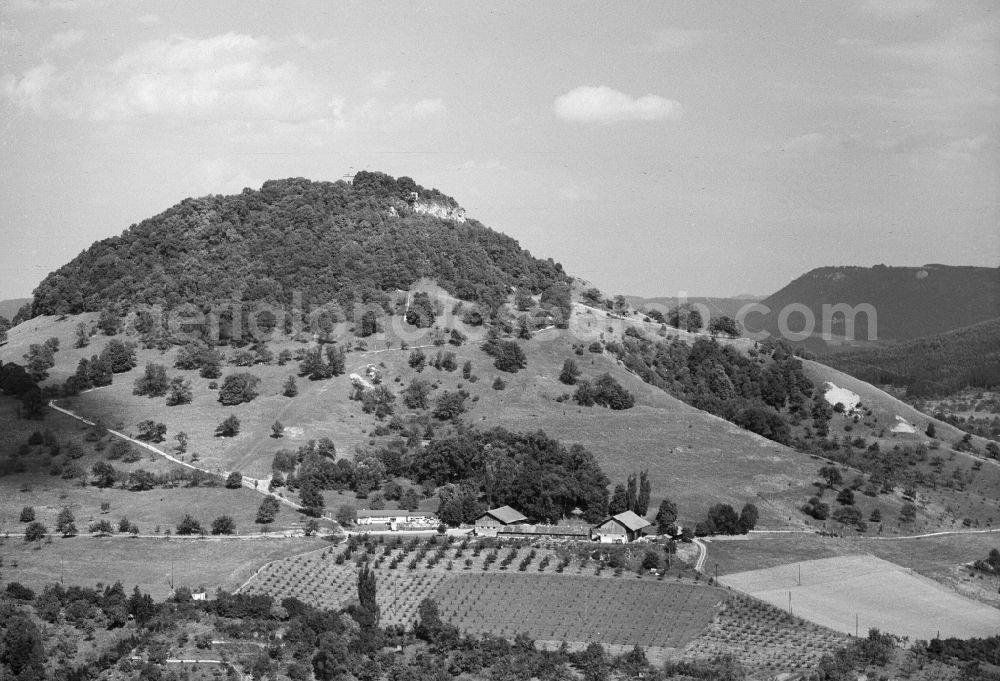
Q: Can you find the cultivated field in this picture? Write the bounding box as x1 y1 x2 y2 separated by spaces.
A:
719 554 1000 641
240 534 702 625
680 592 847 674
433 572 726 647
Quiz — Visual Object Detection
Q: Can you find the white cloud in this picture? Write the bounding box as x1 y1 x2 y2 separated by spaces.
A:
2 63 58 114
645 28 714 52
554 85 681 124
135 14 160 25
46 29 85 50
412 98 445 118
2 32 447 133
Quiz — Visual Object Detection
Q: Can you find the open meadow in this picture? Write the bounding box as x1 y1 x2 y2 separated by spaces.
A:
0 534 324 599
719 554 1000 641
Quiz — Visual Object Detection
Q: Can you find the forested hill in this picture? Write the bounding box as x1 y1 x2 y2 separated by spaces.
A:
821 318 1000 397
743 264 1000 350
30 172 567 317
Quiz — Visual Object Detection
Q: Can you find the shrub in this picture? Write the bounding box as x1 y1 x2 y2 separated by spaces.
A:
176 514 203 535
225 471 243 489
492 376 506 390
19 506 35 522
218 373 260 405
5 582 35 601
136 420 167 443
215 414 240 437
24 521 47 542
211 515 236 535
133 363 170 397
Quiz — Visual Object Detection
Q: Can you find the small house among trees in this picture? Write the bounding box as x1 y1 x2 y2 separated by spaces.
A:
592 510 651 544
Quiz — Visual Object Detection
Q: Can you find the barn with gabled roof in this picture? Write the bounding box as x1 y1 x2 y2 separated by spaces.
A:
474 505 528 536
592 510 651 543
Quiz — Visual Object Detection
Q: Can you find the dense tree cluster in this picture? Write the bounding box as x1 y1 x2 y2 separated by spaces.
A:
605 336 813 445
574 373 635 410
0 361 44 417
29 175 568 342
481 332 527 373
415 429 609 524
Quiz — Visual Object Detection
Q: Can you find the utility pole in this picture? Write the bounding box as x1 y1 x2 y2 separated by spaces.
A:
788 591 792 615
856 613 859 637
798 563 801 586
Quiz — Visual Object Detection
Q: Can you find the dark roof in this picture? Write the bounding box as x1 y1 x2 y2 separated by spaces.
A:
598 510 651 532
477 505 528 525
356 510 435 518
498 524 591 537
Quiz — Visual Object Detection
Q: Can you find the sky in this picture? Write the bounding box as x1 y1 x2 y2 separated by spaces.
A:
1 0 997 300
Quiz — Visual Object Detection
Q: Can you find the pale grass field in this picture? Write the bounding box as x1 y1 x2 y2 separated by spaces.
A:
719 554 1000 641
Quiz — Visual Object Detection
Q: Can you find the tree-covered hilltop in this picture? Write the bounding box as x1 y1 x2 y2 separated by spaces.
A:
31 172 567 318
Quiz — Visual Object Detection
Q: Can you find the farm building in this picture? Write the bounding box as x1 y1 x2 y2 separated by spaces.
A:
474 505 528 536
497 523 591 540
354 510 437 531
593 511 651 544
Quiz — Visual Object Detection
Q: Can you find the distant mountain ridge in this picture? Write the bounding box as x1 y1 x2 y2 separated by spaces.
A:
743 264 1000 352
0 298 31 321
821 317 1000 396
28 172 568 318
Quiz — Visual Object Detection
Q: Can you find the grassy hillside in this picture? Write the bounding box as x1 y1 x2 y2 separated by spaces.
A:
744 264 1000 352
6 297 996 537
820 318 1000 396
